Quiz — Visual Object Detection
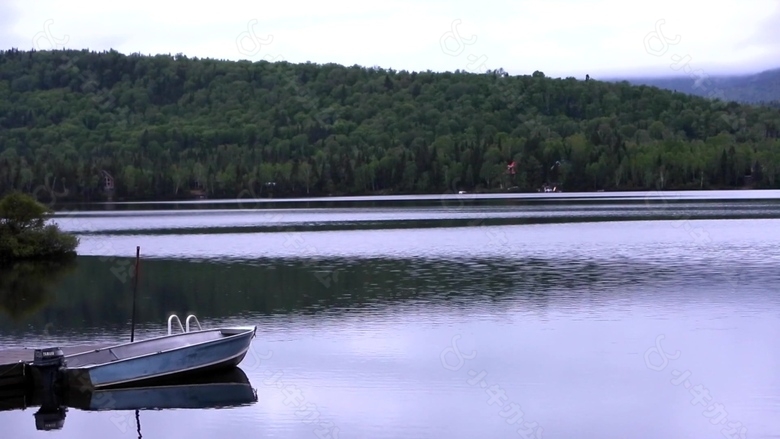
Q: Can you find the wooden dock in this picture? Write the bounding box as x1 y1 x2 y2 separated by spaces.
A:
0 344 112 392
0 344 112 364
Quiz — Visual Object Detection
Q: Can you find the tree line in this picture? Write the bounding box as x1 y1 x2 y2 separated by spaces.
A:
1 48 780 202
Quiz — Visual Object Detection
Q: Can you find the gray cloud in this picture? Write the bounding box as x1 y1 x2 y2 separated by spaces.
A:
1 0 777 80
732 6 780 71
755 7 780 44
758 9 780 57
0 1 22 49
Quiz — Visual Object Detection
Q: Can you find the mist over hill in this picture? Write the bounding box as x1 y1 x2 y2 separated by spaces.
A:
608 67 780 106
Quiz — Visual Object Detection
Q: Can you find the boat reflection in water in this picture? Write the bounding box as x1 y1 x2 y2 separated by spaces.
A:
3 367 257 432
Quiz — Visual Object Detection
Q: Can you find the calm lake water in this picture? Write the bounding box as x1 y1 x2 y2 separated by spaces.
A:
2 190 780 438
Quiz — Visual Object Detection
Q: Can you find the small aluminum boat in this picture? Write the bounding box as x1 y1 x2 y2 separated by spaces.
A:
63 316 256 390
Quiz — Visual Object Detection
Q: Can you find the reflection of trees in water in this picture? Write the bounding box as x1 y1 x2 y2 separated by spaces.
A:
0 259 77 320
0 255 750 331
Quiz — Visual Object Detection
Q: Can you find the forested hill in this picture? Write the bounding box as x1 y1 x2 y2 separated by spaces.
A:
1 49 780 202
614 67 780 106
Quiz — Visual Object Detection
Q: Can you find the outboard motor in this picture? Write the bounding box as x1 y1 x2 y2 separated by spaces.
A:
31 347 66 395
29 347 67 430
33 406 67 431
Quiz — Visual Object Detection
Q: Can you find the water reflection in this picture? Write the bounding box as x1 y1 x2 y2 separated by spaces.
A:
3 367 256 433
0 260 77 321
1 252 778 341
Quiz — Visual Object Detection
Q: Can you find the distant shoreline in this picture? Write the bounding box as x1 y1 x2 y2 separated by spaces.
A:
42 188 780 211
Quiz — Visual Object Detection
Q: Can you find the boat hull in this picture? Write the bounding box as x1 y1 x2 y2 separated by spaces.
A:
65 327 255 390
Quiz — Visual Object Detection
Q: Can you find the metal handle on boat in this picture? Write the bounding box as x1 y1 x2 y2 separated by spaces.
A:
186 315 202 332
167 314 184 335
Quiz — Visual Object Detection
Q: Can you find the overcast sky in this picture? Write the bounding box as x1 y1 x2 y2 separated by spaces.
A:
1 0 778 79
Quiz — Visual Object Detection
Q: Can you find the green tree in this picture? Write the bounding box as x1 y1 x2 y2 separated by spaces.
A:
0 192 79 262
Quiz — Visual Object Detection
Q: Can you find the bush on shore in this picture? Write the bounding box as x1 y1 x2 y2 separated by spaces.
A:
0 192 78 263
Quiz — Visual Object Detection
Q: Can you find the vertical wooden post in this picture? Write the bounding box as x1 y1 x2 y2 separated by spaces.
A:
131 246 140 342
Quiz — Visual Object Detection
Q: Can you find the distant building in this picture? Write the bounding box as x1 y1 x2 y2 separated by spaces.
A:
101 170 114 191
101 170 115 201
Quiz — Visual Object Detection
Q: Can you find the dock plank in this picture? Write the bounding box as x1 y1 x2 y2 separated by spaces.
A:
0 344 114 365
0 362 27 389
1 343 116 394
